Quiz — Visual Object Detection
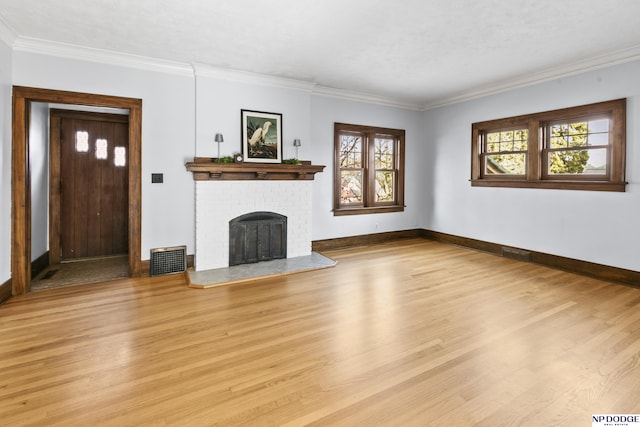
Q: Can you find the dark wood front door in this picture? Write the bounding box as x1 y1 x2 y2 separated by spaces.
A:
51 110 129 261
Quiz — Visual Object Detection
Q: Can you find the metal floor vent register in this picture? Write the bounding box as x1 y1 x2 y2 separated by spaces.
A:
150 245 187 276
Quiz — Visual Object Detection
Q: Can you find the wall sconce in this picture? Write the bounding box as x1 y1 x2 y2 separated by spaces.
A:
293 138 301 159
214 133 224 160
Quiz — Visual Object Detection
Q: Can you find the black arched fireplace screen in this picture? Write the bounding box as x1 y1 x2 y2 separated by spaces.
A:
229 212 287 266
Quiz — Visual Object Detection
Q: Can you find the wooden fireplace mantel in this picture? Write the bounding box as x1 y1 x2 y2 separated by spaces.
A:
185 157 325 181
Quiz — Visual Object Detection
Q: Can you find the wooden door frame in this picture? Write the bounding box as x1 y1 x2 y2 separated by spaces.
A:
11 86 142 295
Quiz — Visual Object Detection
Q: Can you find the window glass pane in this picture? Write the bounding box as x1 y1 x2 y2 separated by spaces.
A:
486 129 527 152
95 138 108 160
340 170 363 204
589 118 609 133
513 140 527 151
568 134 587 147
548 118 610 176
550 136 566 148
485 154 526 175
588 132 608 146
75 131 89 152
585 148 607 174
340 134 362 168
500 131 513 141
548 148 607 175
568 122 588 135
375 138 394 169
375 171 394 202
114 146 126 167
501 141 514 151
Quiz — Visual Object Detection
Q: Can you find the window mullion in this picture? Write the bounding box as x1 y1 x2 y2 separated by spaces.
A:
471 128 481 180
365 132 375 207
527 121 540 180
610 103 626 183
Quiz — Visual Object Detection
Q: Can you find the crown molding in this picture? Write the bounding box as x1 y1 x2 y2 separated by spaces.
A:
0 14 17 47
12 37 194 76
6 37 418 109
313 85 424 111
424 43 640 110
193 63 423 110
11 31 638 111
192 63 316 92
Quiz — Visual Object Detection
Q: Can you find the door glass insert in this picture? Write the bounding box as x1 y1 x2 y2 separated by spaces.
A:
95 138 108 159
114 146 126 167
75 131 89 152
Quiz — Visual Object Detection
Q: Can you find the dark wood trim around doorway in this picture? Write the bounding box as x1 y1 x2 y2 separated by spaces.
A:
11 86 142 296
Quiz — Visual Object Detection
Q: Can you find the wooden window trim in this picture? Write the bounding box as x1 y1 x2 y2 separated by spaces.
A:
471 98 626 192
334 123 405 215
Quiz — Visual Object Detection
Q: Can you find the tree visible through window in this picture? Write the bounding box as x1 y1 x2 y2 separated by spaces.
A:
339 131 363 204
471 98 626 191
334 123 405 215
546 118 609 176
484 129 528 175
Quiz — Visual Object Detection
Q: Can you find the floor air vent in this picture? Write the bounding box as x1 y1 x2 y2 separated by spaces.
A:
150 245 187 276
501 246 531 262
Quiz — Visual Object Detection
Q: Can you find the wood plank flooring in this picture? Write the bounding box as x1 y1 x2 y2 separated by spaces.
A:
1 238 640 426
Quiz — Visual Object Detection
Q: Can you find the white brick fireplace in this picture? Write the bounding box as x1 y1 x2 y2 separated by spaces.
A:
194 180 314 271
186 160 324 272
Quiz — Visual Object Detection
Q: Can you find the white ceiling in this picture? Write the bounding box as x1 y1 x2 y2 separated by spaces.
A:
2 0 640 108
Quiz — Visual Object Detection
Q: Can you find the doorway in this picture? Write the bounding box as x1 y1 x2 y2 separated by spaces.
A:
51 109 129 262
29 109 131 291
11 86 142 295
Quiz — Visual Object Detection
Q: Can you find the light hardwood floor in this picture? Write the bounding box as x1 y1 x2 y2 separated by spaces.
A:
1 238 639 426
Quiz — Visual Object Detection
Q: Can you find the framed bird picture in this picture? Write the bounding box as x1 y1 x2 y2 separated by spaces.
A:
241 109 283 163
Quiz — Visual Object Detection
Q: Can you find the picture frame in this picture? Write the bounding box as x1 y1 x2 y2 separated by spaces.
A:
241 109 283 163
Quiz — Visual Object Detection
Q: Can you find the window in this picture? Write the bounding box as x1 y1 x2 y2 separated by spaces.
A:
471 98 626 191
95 138 108 160
484 128 528 176
114 146 126 167
75 131 89 152
334 122 405 215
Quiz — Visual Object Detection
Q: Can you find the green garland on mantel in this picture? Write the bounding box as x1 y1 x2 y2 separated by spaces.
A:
212 156 234 163
282 158 301 165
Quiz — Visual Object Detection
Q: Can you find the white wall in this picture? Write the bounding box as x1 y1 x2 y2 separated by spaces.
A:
6 46 639 277
0 40 12 283
422 60 640 271
195 74 424 242
195 75 311 160
12 52 197 260
6 51 423 272
29 102 49 260
310 95 424 240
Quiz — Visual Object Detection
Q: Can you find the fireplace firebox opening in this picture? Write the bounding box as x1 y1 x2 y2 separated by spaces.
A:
229 212 287 266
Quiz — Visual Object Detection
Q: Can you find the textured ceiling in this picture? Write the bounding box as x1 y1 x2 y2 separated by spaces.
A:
1 0 640 107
